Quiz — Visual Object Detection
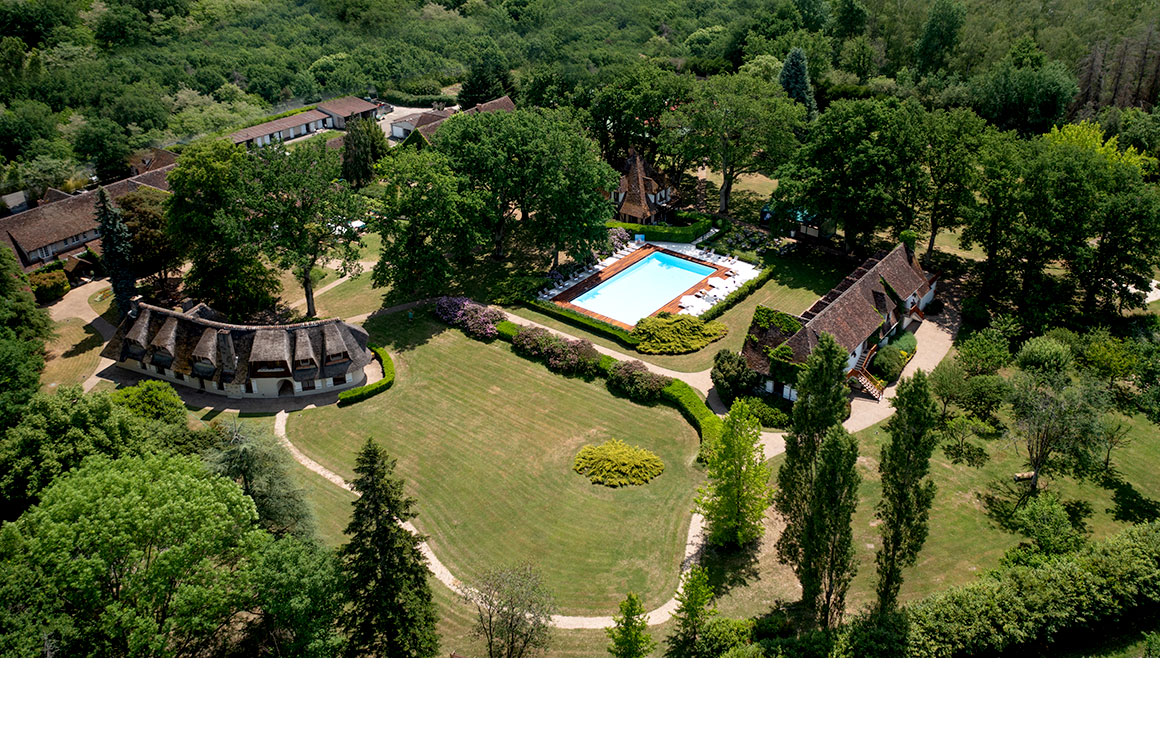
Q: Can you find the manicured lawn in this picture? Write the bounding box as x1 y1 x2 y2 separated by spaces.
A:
286 314 704 615
711 411 1160 621
358 232 384 262
293 465 356 549
313 270 387 320
275 265 338 308
40 317 104 392
87 286 120 326
508 253 849 373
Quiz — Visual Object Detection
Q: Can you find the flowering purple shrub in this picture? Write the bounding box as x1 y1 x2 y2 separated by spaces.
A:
435 296 505 339
607 360 670 402
511 326 601 378
606 227 630 256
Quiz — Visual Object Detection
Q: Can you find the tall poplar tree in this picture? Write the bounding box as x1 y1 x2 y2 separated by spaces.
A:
339 438 439 658
774 332 851 624
95 187 135 317
695 398 772 548
874 370 939 615
806 425 860 630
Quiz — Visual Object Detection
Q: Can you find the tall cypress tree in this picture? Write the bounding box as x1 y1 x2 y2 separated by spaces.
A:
339 438 439 657
778 47 816 119
774 332 851 624
341 117 389 189
875 370 939 615
95 187 135 317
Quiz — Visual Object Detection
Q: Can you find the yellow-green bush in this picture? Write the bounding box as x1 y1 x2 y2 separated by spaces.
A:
633 313 727 354
572 439 664 487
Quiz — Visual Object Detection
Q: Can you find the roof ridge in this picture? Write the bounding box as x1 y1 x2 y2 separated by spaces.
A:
133 302 350 332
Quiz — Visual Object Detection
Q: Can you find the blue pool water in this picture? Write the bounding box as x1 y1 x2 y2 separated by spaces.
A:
571 252 715 326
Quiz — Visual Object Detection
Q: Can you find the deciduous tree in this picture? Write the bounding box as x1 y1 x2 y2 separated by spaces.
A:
913 0 965 77
465 562 555 658
874 370 939 615
231 140 364 318
340 438 439 657
695 398 772 548
661 72 804 214
457 44 512 109
921 107 984 255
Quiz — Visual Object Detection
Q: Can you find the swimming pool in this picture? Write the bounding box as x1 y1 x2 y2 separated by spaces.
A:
571 251 716 326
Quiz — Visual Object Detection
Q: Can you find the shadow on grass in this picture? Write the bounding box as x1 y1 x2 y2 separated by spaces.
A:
700 541 761 599
978 478 1032 532
1104 474 1160 524
762 252 853 297
364 312 447 353
62 323 104 358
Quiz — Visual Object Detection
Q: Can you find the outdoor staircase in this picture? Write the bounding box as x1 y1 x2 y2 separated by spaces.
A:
847 345 884 401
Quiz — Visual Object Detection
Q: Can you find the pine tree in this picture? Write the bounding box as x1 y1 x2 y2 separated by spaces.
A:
665 566 717 657
606 592 656 657
341 117 389 189
695 398 772 548
875 370 939 614
339 438 439 657
774 332 852 625
807 425 860 630
95 187 135 317
457 46 512 110
778 47 816 119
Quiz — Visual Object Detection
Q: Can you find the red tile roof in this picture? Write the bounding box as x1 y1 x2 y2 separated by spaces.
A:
317 96 379 119
0 166 174 270
228 110 329 144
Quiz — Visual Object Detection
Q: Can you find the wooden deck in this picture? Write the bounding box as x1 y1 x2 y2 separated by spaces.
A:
553 245 733 330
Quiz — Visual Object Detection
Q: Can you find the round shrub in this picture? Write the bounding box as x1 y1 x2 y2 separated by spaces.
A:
572 439 664 487
434 296 505 339
1015 335 1074 379
606 360 669 402
746 396 791 429
711 349 757 406
30 270 70 304
872 346 906 382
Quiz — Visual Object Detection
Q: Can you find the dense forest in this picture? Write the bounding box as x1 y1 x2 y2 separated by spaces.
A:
2 0 1160 201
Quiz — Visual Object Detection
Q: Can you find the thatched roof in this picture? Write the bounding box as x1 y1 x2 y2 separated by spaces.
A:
101 302 373 385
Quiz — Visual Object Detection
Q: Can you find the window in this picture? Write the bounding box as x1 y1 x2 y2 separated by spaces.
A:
245 380 253 394
332 375 346 386
173 371 183 380
301 379 315 391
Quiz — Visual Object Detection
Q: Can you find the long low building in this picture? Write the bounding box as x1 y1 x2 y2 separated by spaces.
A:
100 302 375 398
0 165 174 273
229 110 331 149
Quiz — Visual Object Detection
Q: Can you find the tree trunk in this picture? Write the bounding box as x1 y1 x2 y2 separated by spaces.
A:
303 260 317 318
926 213 940 257
718 172 734 214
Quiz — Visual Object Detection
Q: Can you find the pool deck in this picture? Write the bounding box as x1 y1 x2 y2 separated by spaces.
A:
552 245 733 330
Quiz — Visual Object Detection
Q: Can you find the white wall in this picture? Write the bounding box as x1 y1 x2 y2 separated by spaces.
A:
114 361 366 399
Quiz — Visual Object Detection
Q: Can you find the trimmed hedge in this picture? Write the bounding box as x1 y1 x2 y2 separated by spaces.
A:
605 217 713 243
511 325 602 378
747 395 791 429
521 299 641 347
699 265 779 322
662 379 723 458
606 359 670 402
338 345 394 405
495 320 520 341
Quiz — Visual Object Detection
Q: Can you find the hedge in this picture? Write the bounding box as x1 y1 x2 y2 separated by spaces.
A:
604 217 713 243
903 521 1160 657
634 313 727 354
520 299 641 347
379 89 457 108
495 320 520 341
661 380 723 458
30 270 70 304
698 265 779 322
337 345 394 405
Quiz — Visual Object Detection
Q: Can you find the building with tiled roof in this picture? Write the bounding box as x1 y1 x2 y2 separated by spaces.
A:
230 110 331 149
0 166 174 273
610 149 673 225
395 96 518 145
127 148 177 175
100 301 375 398
317 96 382 129
742 244 936 401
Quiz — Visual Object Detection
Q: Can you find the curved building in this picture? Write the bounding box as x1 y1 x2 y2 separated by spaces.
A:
101 302 374 398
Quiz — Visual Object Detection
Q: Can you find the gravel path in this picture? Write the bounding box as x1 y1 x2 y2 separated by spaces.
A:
45 278 119 391
287 260 377 311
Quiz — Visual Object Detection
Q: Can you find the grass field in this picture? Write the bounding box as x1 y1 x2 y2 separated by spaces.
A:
275 265 338 308
509 253 848 373
313 270 387 319
286 314 704 615
711 410 1160 621
40 317 104 392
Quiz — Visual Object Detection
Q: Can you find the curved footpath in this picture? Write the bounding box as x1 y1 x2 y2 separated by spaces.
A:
62 277 957 629
275 301 959 629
